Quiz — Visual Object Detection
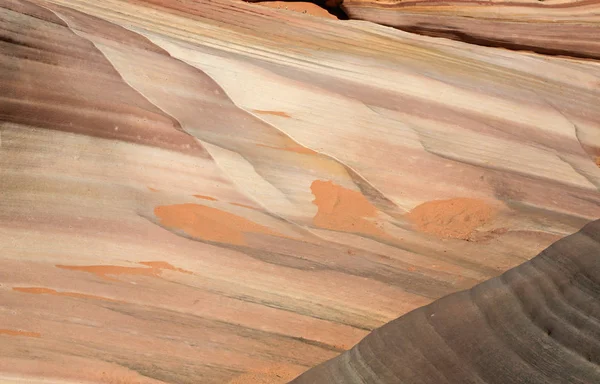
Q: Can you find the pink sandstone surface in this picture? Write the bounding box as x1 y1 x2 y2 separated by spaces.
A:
1 0 599 383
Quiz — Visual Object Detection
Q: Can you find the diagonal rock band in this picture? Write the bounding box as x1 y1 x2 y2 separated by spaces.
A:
291 219 600 383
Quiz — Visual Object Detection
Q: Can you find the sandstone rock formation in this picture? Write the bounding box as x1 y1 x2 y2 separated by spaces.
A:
1 0 599 383
340 0 600 59
254 1 339 18
291 219 600 383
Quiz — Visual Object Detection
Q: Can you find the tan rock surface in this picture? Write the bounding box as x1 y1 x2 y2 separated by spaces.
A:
292 219 600 383
341 0 600 59
254 1 337 19
1 0 599 383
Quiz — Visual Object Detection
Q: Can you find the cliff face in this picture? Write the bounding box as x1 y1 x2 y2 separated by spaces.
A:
1 0 599 383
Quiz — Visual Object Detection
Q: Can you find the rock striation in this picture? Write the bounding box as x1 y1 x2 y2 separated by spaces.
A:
1 0 599 383
340 0 600 59
291 219 600 383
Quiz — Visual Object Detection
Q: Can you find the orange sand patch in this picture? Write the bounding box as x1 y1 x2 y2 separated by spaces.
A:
56 261 190 280
227 364 304 384
154 203 283 245
13 287 122 302
595 156 600 167
310 180 388 239
252 109 291 118
406 198 497 240
147 186 159 192
193 194 217 201
0 329 41 338
256 143 317 155
254 1 336 19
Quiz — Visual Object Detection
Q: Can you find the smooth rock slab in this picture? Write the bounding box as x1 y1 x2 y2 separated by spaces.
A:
341 0 600 59
291 219 600 383
1 0 599 382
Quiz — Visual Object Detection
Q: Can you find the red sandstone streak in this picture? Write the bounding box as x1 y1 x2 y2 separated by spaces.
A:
55 261 191 280
13 287 123 302
257 143 317 155
252 109 291 118
230 202 260 210
193 194 218 201
0 329 41 338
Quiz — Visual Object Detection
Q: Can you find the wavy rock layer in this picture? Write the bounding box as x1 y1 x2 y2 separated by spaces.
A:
1 0 599 383
341 0 600 59
291 219 600 383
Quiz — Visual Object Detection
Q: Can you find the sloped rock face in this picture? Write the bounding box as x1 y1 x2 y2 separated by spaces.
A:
1 0 599 383
291 219 600 383
341 0 600 60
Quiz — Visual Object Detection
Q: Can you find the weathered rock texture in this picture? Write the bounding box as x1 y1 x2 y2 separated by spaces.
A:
291 218 600 383
1 0 599 383
341 0 600 59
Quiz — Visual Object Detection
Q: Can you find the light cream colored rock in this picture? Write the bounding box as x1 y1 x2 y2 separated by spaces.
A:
1 0 599 383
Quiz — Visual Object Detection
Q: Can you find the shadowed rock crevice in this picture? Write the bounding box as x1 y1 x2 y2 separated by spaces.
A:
290 219 600 383
245 0 349 19
339 1 600 60
386 25 600 61
249 0 600 60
